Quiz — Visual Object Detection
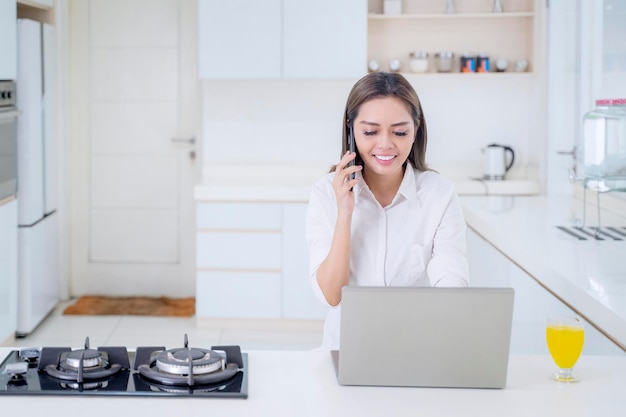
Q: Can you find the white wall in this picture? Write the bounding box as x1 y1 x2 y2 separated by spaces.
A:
201 75 544 180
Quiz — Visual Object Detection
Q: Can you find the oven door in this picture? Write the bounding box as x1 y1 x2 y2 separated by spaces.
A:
0 108 19 202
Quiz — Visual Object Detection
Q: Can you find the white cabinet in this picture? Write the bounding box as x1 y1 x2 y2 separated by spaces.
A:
198 0 366 79
0 200 18 344
466 228 622 355
0 0 17 80
282 0 366 79
196 201 326 320
282 203 327 319
198 0 281 79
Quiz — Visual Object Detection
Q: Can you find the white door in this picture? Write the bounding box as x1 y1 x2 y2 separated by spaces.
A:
68 0 199 297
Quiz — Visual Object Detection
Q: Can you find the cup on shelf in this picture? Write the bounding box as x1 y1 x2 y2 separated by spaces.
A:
445 0 457 13
383 0 402 15
368 59 381 73
435 52 454 72
515 59 529 72
389 58 402 73
495 58 509 72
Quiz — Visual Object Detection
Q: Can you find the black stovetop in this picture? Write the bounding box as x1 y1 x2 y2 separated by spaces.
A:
0 340 248 399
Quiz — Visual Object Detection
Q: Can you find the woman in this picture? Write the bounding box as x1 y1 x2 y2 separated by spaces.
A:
305 72 469 350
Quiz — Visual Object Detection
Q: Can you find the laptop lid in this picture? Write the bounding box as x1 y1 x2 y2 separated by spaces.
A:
334 286 514 389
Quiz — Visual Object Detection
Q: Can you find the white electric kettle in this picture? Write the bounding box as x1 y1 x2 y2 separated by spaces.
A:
483 144 515 180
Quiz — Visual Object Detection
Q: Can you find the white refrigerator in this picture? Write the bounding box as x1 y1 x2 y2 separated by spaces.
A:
16 19 60 336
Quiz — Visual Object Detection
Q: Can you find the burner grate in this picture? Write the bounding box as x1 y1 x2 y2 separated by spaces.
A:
556 226 625 241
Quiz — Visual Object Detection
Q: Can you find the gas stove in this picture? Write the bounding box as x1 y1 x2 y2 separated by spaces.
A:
0 335 248 398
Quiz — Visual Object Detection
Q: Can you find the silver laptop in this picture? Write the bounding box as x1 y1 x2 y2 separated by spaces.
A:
331 286 514 389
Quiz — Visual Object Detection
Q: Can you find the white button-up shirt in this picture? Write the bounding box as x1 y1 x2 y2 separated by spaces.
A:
305 165 469 350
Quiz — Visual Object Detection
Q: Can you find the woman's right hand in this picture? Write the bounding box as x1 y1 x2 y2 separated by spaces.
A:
332 151 362 214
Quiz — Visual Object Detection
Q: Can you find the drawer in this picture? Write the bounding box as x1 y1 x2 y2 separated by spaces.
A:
196 202 281 230
196 271 281 319
197 231 281 269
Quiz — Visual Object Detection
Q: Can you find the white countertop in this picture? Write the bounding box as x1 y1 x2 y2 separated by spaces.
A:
194 163 541 202
461 193 626 350
1 349 626 416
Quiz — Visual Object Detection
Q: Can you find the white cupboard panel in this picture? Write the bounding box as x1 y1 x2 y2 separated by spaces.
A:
91 48 178 100
198 0 282 79
282 203 327 319
90 208 178 262
0 0 16 80
197 271 281 318
91 102 178 155
197 231 281 269
0 200 18 342
90 0 178 48
91 155 178 208
16 19 44 226
197 202 281 230
282 0 367 78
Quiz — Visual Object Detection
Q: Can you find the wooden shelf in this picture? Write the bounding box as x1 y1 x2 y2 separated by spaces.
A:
368 12 534 19
399 71 536 78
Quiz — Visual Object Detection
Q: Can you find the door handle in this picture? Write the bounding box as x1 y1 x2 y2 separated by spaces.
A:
171 136 196 144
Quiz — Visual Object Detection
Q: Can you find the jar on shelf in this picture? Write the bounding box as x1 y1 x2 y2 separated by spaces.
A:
383 0 402 15
388 58 401 73
368 59 381 73
460 53 477 73
409 51 429 73
435 52 454 73
578 98 626 191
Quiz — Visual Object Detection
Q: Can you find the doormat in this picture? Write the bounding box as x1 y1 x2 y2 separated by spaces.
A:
63 296 195 317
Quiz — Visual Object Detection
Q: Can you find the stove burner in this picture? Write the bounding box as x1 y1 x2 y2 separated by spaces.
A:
137 335 240 387
156 347 224 375
42 337 123 383
65 348 102 369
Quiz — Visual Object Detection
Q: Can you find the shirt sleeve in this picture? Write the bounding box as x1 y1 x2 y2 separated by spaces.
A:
427 186 470 288
305 176 337 307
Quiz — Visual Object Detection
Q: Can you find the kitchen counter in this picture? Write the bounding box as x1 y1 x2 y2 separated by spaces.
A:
1 348 625 416
195 163 541 202
461 193 626 351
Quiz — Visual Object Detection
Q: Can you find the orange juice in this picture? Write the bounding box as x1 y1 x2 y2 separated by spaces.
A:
546 324 585 369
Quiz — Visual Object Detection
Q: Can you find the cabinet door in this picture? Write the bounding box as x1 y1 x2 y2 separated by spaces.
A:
466 228 623 355
197 271 282 318
197 231 281 269
0 0 17 80
281 203 327 319
198 0 282 79
283 0 366 79
0 200 18 343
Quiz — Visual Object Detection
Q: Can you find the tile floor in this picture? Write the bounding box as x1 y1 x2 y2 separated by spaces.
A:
6 300 324 351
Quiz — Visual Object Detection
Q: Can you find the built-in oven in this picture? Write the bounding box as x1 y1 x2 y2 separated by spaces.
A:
0 80 18 203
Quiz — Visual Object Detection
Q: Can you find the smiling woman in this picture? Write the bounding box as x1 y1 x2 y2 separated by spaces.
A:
306 72 469 350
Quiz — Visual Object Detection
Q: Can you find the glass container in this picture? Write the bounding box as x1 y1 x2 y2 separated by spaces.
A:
409 51 429 73
579 98 626 192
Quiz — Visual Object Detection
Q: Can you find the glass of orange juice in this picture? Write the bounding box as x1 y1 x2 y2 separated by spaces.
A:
546 316 585 382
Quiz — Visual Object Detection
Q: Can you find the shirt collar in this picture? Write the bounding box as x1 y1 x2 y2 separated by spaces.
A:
353 164 419 207
395 164 418 206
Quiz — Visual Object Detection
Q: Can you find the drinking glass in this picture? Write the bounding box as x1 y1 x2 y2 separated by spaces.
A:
546 316 585 382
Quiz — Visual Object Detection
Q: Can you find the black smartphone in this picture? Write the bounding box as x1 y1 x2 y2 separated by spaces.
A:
348 124 356 180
